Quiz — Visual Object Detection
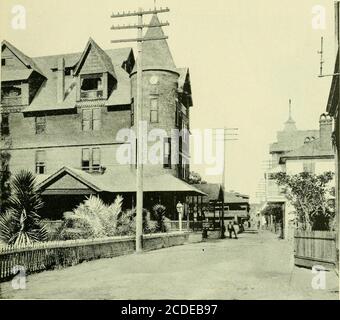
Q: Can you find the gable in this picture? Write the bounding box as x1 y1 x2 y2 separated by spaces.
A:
1 46 27 70
78 45 106 75
44 173 94 191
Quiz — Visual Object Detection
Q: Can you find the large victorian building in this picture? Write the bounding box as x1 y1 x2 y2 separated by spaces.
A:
0 15 204 219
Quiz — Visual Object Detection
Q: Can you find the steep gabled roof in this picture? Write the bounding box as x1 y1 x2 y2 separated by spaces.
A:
131 14 177 74
17 42 133 112
73 38 116 78
1 40 45 77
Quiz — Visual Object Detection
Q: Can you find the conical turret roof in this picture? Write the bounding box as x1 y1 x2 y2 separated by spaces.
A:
131 14 177 74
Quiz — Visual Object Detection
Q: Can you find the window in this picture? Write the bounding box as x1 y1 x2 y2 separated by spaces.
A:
82 108 101 131
92 148 101 171
35 116 46 134
35 150 46 174
2 58 14 67
164 137 171 168
150 98 159 123
92 108 101 131
1 113 9 136
175 102 181 128
131 98 134 126
82 148 101 172
81 77 103 91
82 148 90 171
303 161 315 174
64 68 72 76
1 86 22 99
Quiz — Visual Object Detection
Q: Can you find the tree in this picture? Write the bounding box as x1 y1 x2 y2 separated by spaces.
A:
0 150 11 212
262 203 283 224
188 171 207 184
0 170 47 246
272 171 334 231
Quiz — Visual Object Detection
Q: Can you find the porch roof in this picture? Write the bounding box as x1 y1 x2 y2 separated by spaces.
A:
36 166 206 196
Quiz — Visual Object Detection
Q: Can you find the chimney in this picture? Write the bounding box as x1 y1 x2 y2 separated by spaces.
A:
57 57 65 103
319 113 333 150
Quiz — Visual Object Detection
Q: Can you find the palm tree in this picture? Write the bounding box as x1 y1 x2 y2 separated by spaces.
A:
0 170 47 246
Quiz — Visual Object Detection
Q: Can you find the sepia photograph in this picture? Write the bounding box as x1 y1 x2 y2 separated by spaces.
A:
0 0 339 304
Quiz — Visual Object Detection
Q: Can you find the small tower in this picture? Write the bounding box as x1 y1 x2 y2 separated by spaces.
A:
130 14 181 177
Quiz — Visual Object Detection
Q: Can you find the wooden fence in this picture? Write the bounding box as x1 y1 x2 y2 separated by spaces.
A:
294 230 337 270
0 232 189 282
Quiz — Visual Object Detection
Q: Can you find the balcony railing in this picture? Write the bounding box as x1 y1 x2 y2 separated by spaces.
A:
1 96 22 106
80 90 104 100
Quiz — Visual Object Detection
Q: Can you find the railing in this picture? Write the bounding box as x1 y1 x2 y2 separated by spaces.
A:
80 90 104 100
1 96 22 106
167 220 221 231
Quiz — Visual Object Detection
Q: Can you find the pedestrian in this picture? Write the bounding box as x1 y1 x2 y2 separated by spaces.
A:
227 221 238 239
233 221 239 239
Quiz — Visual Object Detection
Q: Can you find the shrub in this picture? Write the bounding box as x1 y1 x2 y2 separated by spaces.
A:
116 208 154 236
0 170 47 246
56 195 123 240
151 204 169 233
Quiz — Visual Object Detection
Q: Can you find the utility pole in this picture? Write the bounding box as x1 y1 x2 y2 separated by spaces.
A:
318 1 340 268
111 6 170 253
214 127 239 238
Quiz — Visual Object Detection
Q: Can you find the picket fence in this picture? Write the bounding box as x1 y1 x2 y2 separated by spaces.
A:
0 232 189 282
0 236 135 282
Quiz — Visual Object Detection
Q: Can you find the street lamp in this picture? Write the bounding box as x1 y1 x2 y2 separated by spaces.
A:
176 201 184 232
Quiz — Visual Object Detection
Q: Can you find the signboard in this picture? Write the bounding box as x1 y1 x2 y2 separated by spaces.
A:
202 221 216 230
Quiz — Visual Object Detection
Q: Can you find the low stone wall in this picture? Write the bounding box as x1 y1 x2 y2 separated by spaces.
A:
0 232 189 282
143 232 190 251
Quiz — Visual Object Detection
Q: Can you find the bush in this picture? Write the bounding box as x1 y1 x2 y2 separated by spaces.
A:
116 208 155 236
151 204 169 233
56 195 123 240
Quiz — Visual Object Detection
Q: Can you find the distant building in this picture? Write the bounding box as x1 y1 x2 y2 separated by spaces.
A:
191 183 250 224
269 103 319 165
264 112 335 239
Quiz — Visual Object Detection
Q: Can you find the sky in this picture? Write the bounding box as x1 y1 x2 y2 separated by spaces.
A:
0 0 337 202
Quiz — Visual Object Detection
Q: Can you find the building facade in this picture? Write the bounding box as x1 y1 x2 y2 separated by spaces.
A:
325 51 340 270
0 14 202 219
264 112 335 239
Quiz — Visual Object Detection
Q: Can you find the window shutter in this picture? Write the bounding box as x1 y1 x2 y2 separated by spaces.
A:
82 109 92 131
36 150 46 163
92 148 101 166
92 108 101 131
82 148 90 161
150 98 159 123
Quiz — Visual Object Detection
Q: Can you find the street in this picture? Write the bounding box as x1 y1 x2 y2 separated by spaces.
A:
0 230 338 300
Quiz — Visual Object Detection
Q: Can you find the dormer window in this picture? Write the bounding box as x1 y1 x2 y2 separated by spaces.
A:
1 59 5 66
80 74 104 100
1 84 22 105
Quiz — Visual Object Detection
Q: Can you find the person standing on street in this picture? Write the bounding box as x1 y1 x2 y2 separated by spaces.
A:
233 220 239 239
227 221 238 239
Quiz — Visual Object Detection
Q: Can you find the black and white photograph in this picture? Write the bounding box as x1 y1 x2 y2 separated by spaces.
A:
0 0 339 303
